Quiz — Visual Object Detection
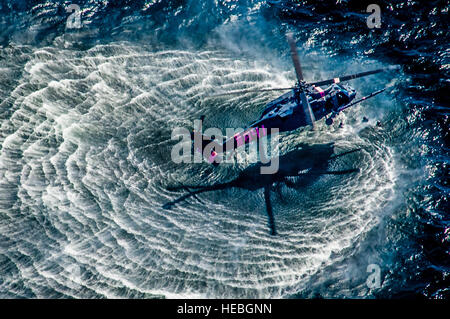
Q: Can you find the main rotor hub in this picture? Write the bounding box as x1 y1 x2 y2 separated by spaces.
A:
297 80 308 90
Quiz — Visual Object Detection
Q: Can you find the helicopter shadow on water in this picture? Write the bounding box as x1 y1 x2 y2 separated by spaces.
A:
163 143 361 235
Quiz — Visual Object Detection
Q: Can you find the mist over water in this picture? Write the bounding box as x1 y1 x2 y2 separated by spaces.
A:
0 1 448 298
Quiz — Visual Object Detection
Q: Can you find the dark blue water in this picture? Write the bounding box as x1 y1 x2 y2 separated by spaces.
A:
0 0 448 298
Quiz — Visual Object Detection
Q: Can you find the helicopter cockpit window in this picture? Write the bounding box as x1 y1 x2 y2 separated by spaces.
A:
336 92 349 105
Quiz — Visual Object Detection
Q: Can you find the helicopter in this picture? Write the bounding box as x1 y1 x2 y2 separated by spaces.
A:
192 33 395 164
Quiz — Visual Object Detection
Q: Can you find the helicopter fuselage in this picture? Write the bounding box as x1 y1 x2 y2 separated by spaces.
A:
249 83 356 132
207 83 357 160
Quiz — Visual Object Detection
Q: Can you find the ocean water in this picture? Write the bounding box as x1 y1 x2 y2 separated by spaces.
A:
0 0 448 298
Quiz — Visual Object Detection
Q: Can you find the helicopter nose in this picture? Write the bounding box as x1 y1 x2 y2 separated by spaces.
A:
349 90 356 99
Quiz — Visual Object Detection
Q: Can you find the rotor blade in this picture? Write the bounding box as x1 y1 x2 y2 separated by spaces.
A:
286 33 304 83
286 33 315 128
337 88 386 112
264 186 276 236
208 87 294 98
300 91 315 129
309 67 397 87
